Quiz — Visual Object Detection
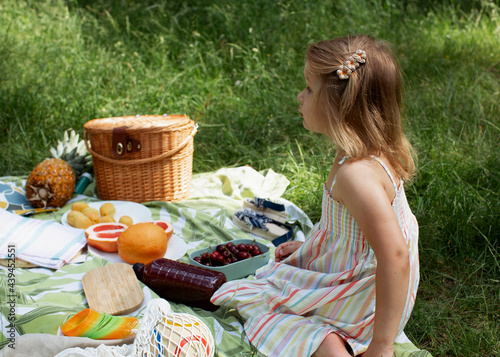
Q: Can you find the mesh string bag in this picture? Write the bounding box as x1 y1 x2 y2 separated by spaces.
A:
135 299 215 357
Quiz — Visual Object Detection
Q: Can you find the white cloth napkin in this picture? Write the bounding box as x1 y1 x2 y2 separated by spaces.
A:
0 209 86 269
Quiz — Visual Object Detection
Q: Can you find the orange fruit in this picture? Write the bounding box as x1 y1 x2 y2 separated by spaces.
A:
85 223 128 252
117 223 169 264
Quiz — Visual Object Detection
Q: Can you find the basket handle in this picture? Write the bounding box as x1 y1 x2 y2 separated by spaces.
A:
83 125 198 166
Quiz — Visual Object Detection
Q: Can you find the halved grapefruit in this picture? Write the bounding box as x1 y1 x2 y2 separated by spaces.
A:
85 223 128 253
142 220 174 239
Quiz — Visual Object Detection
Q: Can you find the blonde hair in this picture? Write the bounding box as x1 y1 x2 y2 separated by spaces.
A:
305 35 416 180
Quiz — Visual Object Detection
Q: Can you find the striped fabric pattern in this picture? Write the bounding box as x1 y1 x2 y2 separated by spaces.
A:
211 158 420 356
0 209 86 269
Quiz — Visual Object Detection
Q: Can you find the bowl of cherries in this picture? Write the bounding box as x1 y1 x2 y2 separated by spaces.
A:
188 239 271 281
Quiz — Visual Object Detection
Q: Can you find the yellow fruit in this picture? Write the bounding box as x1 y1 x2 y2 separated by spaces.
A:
117 223 169 264
71 202 89 212
118 216 134 226
82 207 100 224
25 158 76 208
67 210 81 226
99 203 116 217
67 210 80 225
99 216 116 223
67 210 93 229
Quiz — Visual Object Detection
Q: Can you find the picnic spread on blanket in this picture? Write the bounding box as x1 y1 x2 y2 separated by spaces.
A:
0 116 431 356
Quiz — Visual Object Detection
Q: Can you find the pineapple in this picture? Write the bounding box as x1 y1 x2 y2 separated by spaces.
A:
25 129 93 208
25 158 76 208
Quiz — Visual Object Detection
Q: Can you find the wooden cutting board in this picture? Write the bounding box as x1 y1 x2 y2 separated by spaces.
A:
82 263 144 315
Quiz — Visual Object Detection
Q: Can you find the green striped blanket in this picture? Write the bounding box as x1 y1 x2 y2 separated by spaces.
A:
0 167 431 356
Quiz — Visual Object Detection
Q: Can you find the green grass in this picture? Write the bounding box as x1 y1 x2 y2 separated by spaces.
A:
1 0 499 355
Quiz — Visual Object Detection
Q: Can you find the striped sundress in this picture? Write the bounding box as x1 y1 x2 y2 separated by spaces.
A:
211 157 420 356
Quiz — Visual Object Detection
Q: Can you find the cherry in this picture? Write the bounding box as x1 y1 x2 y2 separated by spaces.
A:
252 248 262 256
238 251 249 260
194 241 266 266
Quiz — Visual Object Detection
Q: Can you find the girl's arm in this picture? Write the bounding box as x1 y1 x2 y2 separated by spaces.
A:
335 161 410 357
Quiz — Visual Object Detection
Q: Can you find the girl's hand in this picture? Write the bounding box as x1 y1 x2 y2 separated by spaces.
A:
275 241 303 262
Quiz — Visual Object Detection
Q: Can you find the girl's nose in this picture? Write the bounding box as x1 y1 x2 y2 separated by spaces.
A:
297 90 304 103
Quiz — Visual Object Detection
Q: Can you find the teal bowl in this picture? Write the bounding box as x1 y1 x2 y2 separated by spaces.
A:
188 239 271 281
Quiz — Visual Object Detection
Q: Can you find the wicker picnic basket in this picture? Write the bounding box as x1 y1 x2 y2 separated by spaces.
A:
83 114 197 203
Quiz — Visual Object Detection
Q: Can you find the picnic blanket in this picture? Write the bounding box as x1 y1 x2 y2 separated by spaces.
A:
0 166 431 357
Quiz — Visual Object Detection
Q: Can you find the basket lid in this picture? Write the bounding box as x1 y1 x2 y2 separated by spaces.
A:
84 114 192 132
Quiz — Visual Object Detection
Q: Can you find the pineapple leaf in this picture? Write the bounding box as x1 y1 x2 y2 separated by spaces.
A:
56 141 65 157
49 147 58 158
76 140 89 157
71 163 85 172
68 131 79 150
67 147 78 158
48 128 93 178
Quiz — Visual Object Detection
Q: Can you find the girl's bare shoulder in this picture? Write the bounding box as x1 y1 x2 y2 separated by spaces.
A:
336 157 385 184
334 157 395 203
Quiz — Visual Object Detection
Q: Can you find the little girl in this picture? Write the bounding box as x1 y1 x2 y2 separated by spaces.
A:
211 35 419 357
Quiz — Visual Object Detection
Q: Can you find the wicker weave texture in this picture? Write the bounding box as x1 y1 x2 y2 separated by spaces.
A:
84 115 196 203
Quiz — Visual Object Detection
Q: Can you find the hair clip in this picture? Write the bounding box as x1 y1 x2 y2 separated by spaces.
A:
336 50 367 80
